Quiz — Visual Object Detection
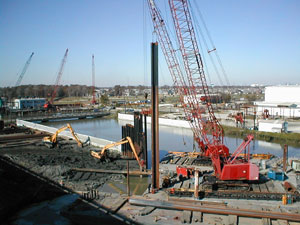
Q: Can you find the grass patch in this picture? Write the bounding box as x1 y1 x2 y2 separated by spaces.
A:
223 125 300 147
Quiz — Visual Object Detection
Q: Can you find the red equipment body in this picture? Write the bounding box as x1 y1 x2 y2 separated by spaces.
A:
235 112 244 127
221 163 259 180
148 0 259 181
176 166 194 178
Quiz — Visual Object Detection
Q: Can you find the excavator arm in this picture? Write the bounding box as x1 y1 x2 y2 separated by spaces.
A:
66 124 82 147
90 137 144 170
43 123 82 148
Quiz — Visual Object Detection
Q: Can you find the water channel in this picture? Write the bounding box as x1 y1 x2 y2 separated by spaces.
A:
44 117 300 159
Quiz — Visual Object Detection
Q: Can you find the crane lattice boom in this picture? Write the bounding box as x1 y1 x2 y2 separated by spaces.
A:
15 52 34 86
169 0 224 149
148 0 259 181
50 49 69 104
147 0 203 150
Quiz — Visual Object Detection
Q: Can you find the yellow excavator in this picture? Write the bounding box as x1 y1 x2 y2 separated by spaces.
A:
90 136 144 170
43 123 83 148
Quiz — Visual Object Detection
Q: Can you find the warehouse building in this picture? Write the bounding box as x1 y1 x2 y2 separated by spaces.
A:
254 85 300 118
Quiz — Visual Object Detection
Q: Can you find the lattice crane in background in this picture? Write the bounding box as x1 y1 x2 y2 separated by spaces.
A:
148 0 259 181
44 49 69 110
91 54 96 104
15 52 34 86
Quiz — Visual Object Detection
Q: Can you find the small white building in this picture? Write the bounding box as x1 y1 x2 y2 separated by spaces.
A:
14 98 46 110
254 85 300 118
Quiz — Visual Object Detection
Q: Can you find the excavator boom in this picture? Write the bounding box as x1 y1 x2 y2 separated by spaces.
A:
43 123 82 148
90 137 144 170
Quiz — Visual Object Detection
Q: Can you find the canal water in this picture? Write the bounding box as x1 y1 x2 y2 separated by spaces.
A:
44 117 300 159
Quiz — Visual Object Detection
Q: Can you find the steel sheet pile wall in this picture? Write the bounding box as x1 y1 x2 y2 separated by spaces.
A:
121 112 147 165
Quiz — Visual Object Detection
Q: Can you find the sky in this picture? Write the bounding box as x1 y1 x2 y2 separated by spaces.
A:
0 0 299 87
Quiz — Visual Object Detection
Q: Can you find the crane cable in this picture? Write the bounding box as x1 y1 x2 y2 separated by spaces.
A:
189 2 225 88
189 1 228 122
143 0 148 86
192 0 231 88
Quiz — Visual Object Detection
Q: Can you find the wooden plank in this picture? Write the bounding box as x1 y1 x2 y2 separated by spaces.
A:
193 211 203 223
139 206 156 216
182 180 190 189
227 215 238 225
262 218 271 225
112 198 128 213
259 183 268 192
186 158 195 166
72 172 84 181
181 210 192 224
170 156 181 164
266 181 276 193
177 157 187 165
160 159 170 164
277 220 289 225
71 168 151 175
81 172 92 180
252 184 260 192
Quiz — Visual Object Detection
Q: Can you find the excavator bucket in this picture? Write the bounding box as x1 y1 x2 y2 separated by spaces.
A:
90 150 102 159
42 137 55 148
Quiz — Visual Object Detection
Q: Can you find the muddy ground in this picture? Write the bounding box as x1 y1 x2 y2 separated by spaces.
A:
0 135 140 192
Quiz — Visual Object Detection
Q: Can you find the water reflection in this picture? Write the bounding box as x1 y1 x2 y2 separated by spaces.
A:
44 118 300 158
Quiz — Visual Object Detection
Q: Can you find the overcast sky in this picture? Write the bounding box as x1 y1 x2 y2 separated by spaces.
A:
1 0 299 87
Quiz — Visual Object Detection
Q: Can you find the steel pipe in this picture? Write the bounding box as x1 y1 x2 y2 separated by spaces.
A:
151 42 159 191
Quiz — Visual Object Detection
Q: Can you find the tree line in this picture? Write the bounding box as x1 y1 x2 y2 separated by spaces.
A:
0 85 93 100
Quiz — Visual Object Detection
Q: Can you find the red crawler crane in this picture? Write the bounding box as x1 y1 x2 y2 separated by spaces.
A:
44 49 69 110
91 54 96 104
148 0 259 181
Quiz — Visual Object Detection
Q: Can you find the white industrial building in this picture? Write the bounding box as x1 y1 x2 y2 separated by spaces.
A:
254 85 300 118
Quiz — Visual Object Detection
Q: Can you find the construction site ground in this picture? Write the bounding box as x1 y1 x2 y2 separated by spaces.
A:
0 127 140 224
1 126 300 224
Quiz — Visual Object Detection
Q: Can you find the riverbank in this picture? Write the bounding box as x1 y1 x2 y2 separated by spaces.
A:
223 125 300 148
